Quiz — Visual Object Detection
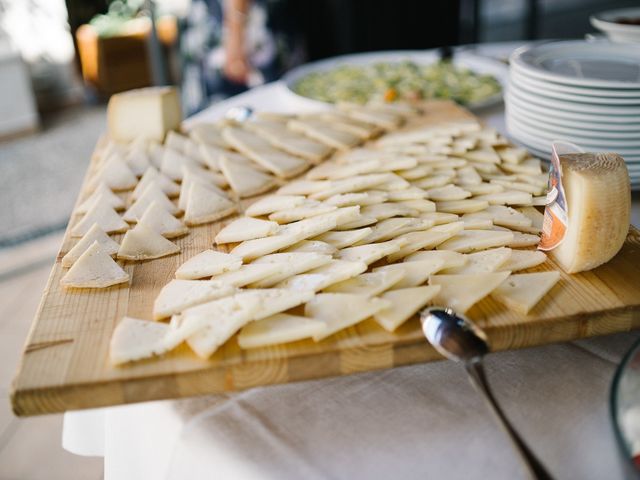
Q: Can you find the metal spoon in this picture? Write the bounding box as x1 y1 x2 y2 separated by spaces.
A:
420 307 554 480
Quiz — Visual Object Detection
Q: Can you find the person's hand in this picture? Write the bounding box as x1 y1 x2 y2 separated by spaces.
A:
224 43 250 84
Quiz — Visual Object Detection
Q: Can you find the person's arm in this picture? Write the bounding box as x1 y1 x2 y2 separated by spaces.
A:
223 0 251 84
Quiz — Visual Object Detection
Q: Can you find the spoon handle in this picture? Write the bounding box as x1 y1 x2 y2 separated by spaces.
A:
464 360 554 480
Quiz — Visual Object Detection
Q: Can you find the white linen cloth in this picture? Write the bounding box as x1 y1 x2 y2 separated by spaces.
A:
63 43 640 480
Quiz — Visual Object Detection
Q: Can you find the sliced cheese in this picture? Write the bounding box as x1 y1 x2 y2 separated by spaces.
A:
491 271 560 314
314 228 373 249
499 249 546 272
175 250 242 279
238 313 326 349
131 166 180 200
443 247 512 274
436 199 489 214
77 183 125 213
117 222 180 260
403 250 467 269
324 270 405 296
138 201 188 238
250 252 332 287
374 258 446 288
430 271 511 313
153 280 235 319
109 317 171 365
288 118 361 150
277 260 367 292
183 182 237 226
219 154 276 198
374 286 441 331
71 201 129 237
284 240 337 255
268 203 337 224
437 229 514 253
124 183 179 222
427 184 472 201
61 241 129 288
245 195 307 217
337 239 406 265
211 263 284 287
91 154 138 191
62 223 119 267
215 217 279 244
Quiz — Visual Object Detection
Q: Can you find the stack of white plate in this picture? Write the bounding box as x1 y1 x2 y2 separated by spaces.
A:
506 41 640 189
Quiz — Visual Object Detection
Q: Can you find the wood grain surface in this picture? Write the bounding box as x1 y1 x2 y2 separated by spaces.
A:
10 101 640 416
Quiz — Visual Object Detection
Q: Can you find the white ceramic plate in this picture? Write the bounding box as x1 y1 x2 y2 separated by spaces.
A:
591 8 640 44
282 50 508 110
510 41 640 89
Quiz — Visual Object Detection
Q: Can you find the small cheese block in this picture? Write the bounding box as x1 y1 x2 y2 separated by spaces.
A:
427 184 472 201
117 222 180 260
131 167 180 200
403 250 467 269
175 250 242 279
277 260 367 292
325 270 405 297
107 87 181 142
138 201 188 238
109 317 172 365
436 199 489 214
374 286 441 332
337 239 407 265
314 228 373 249
288 118 362 150
61 241 129 288
387 224 463 263
309 174 390 200
153 280 235 319
245 195 307 217
211 263 284 287
250 252 333 287
71 201 129 237
374 259 446 288
499 249 546 272
430 271 511 313
277 179 330 195
491 271 560 314
443 247 512 274
92 154 138 191
269 203 338 224
437 229 514 253
124 183 179 223
77 183 125 213
236 288 316 322
215 217 279 244
219 154 276 198
62 223 119 267
306 293 391 341
238 313 326 349
184 182 237 226
160 148 201 181
325 191 388 207
284 240 337 255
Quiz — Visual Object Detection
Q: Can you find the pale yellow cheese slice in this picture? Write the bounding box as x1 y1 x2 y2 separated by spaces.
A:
138 201 188 238
238 313 326 349
230 234 304 261
496 146 528 164
436 199 489 214
91 154 138 191
110 317 171 365
62 223 120 268
131 166 180 200
501 158 542 175
397 164 434 180
374 259 446 288
430 271 511 313
455 166 482 186
117 222 180 260
215 217 279 244
288 118 362 150
419 212 459 225
491 271 560 314
337 238 407 265
490 179 543 196
403 250 466 269
278 206 361 236
314 228 373 249
387 223 463 262
236 288 316 322
443 247 512 274
499 249 546 272
395 199 436 213
277 179 330 195
334 215 378 231
463 148 500 164
245 194 307 217
324 270 405 297
277 260 367 292
246 120 333 162
269 203 338 224
61 241 129 288
324 191 388 207
463 205 532 230
77 183 125 213
153 279 235 319
385 187 429 201
338 103 403 130
460 216 493 230
356 218 418 244
124 183 179 222
427 184 472 201
188 123 231 149
211 263 284 287
175 250 242 279
184 182 237 226
219 154 276 198
437 229 514 253
374 286 441 331
463 183 504 195
360 203 419 220
160 147 200 181
71 201 129 237
474 190 533 206
309 174 390 200
284 240 337 255
250 252 333 287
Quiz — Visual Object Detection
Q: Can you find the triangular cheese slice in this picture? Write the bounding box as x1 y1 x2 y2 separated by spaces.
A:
501 158 542 175
189 123 231 149
360 203 419 221
491 271 560 314
131 166 180 200
231 234 305 261
427 184 472 201
496 146 528 164
374 259 446 288
138 201 188 238
463 183 504 196
77 183 125 213
222 126 308 178
430 271 511 313
337 239 407 265
124 183 179 222
403 250 466 269
413 174 456 190
178 169 227 212
117 222 180 260
160 147 200 181
325 270 405 296
211 263 284 287
325 191 388 207
419 212 459 225
463 148 500 164
464 205 533 230
219 154 276 198
357 218 414 244
268 203 338 224
277 179 330 195
387 226 462 263
153 279 235 319
125 145 151 176
334 215 377 231
305 293 391 341
395 199 436 213
436 199 489 214
71 201 129 237
474 190 533 206
61 241 129 288
374 286 441 331
250 252 332 287
288 119 361 150
91 154 138 191
245 195 307 217
284 240 337 255
460 216 493 230
184 182 237 226
386 186 429 201
110 317 171 365
175 250 242 279
236 288 316 321
165 131 191 152
246 120 333 162
314 228 373 249
277 260 367 292
62 223 119 267
455 166 482 186
215 217 279 244
499 249 546 272
338 103 403 130
437 229 514 253
443 247 512 274
309 174 389 200
238 313 326 349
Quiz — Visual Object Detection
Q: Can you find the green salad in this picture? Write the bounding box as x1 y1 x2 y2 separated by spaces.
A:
293 60 502 106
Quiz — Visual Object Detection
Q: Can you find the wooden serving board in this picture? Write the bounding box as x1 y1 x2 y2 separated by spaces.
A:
10 101 640 416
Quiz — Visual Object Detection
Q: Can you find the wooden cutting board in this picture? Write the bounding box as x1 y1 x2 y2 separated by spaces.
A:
10 101 640 416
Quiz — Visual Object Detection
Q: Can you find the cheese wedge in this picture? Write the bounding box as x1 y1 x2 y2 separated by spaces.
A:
245 195 307 217
499 249 546 272
117 222 180 260
62 223 120 267
109 317 171 365
306 293 391 341
138 201 188 238
184 182 237 226
124 183 179 222
61 241 129 288
175 250 242 279
374 286 441 331
430 271 511 313
277 260 367 292
269 203 337 224
314 228 373 249
219 154 276 198
160 147 200 181
131 167 180 200
324 270 405 297
211 263 284 287
546 152 630 273
337 239 406 265
288 118 361 150
443 247 511 274
71 201 129 237
250 252 332 287
374 259 446 288
436 199 489 214
284 240 337 255
92 154 138 191
238 313 326 349
215 217 279 244
403 250 467 269
387 226 461 263
153 280 235 319
78 183 125 213
437 229 514 253
491 271 560 314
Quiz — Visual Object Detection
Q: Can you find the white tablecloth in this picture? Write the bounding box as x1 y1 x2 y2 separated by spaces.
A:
63 43 640 480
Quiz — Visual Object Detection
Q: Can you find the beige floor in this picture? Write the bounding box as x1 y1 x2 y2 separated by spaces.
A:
0 233 103 480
